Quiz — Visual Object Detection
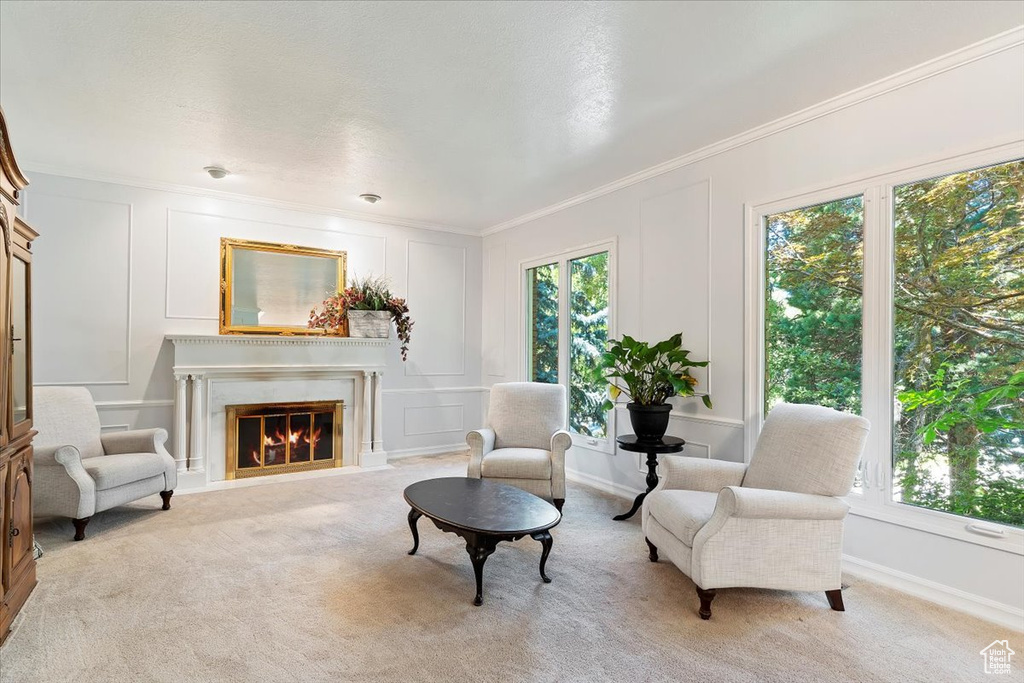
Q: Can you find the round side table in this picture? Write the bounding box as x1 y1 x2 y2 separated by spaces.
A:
612 435 685 521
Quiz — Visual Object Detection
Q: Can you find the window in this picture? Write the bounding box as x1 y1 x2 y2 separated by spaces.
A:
891 161 1023 528
751 150 1024 546
526 263 559 384
523 243 614 447
765 196 864 414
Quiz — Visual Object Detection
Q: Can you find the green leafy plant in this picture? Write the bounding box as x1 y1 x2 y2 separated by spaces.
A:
592 333 711 410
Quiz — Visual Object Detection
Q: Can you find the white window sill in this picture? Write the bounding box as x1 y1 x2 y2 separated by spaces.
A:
847 500 1024 555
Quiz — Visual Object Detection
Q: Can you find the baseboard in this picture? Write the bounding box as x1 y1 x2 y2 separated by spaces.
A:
565 468 643 500
842 554 1024 630
387 444 469 460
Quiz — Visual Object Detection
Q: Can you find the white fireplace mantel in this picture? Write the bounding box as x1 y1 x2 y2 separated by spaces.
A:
166 334 391 488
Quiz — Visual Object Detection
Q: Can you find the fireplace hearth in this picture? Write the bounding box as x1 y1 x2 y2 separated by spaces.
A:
226 401 344 479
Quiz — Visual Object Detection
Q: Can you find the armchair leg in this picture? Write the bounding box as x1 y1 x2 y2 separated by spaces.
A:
553 498 564 513
645 538 658 562
696 587 716 620
825 589 845 612
160 490 173 511
72 517 91 542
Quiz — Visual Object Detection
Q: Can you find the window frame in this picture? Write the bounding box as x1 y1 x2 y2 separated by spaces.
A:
745 142 1024 554
520 239 618 454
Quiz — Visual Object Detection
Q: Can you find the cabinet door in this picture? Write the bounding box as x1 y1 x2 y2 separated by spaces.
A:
0 459 6 596
5 450 31 585
8 249 30 438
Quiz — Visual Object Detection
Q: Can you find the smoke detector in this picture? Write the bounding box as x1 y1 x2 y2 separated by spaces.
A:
204 166 230 179
359 193 381 204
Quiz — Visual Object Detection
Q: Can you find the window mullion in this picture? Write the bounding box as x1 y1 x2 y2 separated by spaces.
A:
558 257 570 425
860 185 888 506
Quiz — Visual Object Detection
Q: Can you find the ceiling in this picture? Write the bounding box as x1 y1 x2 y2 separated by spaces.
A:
1 1 1021 233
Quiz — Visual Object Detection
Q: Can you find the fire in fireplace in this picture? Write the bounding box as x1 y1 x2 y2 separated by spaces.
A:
225 401 344 479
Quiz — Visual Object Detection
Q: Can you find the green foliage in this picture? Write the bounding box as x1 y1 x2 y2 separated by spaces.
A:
766 159 1024 527
527 264 559 384
569 253 609 437
592 333 711 411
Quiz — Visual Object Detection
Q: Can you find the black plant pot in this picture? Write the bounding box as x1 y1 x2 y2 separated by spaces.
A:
627 403 672 442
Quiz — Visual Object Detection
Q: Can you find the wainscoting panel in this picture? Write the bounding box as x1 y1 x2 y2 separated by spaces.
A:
404 404 464 436
30 194 133 385
404 241 466 376
165 209 387 319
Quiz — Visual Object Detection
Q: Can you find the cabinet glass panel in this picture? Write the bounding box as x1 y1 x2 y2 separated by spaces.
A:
11 255 28 425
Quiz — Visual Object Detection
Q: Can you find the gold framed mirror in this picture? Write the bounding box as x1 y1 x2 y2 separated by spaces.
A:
220 238 347 335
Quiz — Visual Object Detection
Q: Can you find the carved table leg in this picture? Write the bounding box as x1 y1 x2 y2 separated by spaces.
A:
407 508 423 555
614 452 660 521
160 490 173 511
465 536 497 606
72 517 91 542
530 531 553 583
645 537 659 562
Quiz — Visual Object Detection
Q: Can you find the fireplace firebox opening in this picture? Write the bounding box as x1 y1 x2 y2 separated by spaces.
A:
225 401 344 479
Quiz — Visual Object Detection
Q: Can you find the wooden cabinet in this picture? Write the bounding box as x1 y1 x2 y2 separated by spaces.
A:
0 106 37 645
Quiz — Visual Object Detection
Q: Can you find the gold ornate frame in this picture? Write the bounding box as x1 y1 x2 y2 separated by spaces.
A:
220 237 347 335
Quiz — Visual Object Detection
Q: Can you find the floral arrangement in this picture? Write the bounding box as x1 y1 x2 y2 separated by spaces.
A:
308 274 413 361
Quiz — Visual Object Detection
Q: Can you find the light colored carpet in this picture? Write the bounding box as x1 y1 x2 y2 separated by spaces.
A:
1 454 1019 683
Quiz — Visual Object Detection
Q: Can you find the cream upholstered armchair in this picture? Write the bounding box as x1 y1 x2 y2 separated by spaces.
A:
33 387 177 541
642 403 869 619
467 382 571 511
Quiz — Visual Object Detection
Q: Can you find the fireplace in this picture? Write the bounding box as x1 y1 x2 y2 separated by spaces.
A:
225 401 344 479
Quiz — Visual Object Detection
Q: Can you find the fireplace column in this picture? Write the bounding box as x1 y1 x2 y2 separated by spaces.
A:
372 370 385 456
360 371 373 461
189 373 206 472
172 373 189 474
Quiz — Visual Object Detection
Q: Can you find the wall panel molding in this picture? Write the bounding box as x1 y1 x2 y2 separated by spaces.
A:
403 403 465 436
30 193 133 386
404 240 467 377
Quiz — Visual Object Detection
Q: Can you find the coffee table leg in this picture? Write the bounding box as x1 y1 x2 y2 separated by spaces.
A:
531 531 553 583
466 538 496 606
407 508 422 555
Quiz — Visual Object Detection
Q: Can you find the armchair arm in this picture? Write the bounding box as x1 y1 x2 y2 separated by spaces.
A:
101 428 169 456
466 428 495 478
32 445 97 519
715 486 850 520
549 430 572 499
659 456 747 492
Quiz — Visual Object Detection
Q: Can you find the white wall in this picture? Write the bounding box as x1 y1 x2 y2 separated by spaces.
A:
23 174 483 458
482 40 1024 622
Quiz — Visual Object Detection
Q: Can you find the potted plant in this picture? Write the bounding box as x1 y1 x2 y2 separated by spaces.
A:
308 274 414 361
593 333 711 441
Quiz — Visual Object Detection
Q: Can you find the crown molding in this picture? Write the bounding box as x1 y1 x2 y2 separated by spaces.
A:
19 162 481 237
482 26 1024 236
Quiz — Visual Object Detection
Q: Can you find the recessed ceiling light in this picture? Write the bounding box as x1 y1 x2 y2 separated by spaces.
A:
204 166 230 179
360 193 381 204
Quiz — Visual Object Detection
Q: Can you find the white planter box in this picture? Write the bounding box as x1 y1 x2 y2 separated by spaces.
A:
347 310 391 338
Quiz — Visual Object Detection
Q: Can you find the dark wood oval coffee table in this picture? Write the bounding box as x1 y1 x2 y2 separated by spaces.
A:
404 477 561 606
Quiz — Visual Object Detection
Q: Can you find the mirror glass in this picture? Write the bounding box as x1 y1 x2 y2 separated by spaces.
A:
221 239 346 334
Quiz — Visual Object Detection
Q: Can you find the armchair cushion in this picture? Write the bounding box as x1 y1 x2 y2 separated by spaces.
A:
33 386 105 459
82 453 169 491
743 402 870 497
488 382 566 451
481 448 552 480
646 490 718 546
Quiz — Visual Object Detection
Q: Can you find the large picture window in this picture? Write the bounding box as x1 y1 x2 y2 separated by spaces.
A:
891 161 1023 527
524 244 614 447
752 149 1024 545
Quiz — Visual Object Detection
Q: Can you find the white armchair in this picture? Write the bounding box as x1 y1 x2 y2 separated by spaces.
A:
642 403 869 619
33 387 177 541
468 382 572 511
